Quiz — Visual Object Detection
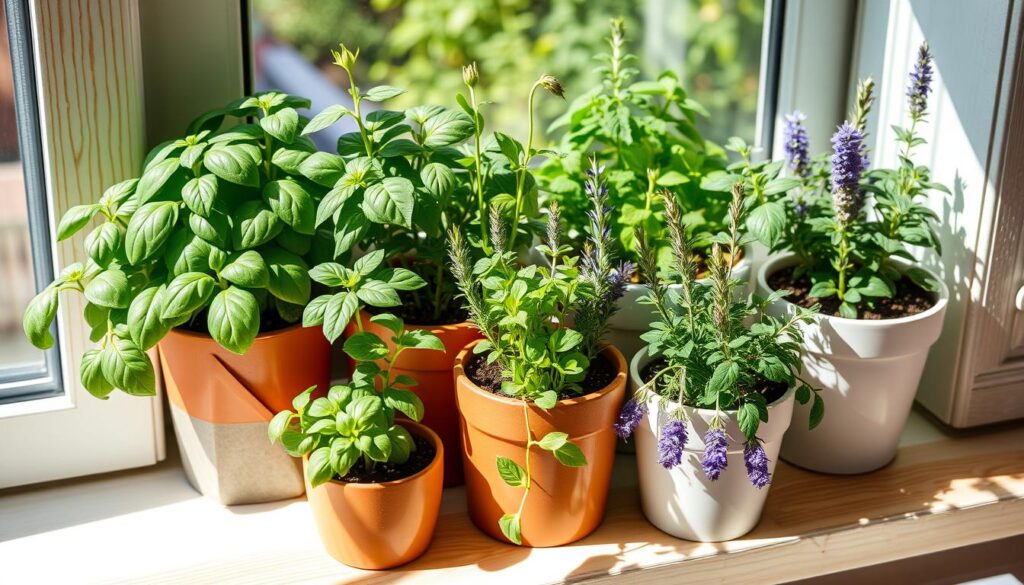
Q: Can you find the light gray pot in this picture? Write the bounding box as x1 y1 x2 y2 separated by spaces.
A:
631 347 794 542
756 254 948 474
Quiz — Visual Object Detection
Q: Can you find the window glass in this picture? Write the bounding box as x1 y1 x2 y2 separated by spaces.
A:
250 0 766 145
0 2 44 376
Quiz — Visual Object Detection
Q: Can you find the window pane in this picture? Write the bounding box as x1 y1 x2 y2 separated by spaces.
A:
0 2 44 375
250 0 766 145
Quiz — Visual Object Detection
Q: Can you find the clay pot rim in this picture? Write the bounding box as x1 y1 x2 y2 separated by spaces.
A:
167 322 316 342
756 253 950 326
308 421 443 490
356 309 477 333
453 339 628 408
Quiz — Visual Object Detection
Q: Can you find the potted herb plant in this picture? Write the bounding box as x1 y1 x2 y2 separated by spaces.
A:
301 44 563 485
538 19 748 362
617 186 820 542
270 307 445 569
754 44 949 473
22 92 335 504
447 163 630 547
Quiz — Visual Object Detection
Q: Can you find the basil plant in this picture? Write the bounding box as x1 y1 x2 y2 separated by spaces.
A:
22 92 334 398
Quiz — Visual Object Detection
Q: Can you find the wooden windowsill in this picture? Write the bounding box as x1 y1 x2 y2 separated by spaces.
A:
2 409 1023 584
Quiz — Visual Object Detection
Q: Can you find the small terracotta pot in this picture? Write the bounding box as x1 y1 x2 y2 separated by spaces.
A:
454 341 627 547
348 311 481 486
160 323 331 505
305 421 444 570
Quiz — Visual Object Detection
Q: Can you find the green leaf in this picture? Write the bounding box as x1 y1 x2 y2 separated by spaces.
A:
264 179 315 234
747 202 786 248
160 272 216 319
383 388 424 421
232 200 281 249
550 329 583 353
307 446 334 488
421 109 474 148
179 143 207 169
397 329 444 351
322 292 359 343
220 250 269 288
738 402 760 442
181 175 218 217
127 285 171 350
207 286 259 354
859 276 893 298
708 360 740 394
268 411 295 443
136 157 181 202
388 425 414 464
259 107 299 144
85 222 123 266
302 104 349 135
315 184 357 227
552 441 587 467
204 144 259 187
420 163 456 198
839 302 858 319
379 267 426 291
309 262 348 287
496 456 527 487
189 210 231 249
353 249 385 275
263 246 311 305
330 441 361 477
84 269 131 309
906 267 940 292
270 148 311 174
99 336 155 396
343 331 389 362
369 313 404 336
763 177 802 195
363 85 406 102
347 394 383 424
499 513 522 545
809 281 838 298
80 347 115 399
332 206 369 256
23 287 58 349
534 390 558 409
362 177 415 228
57 204 98 241
302 294 331 327
378 139 420 158
536 432 568 451
125 201 179 265
809 393 825 429
356 280 400 307
298 152 346 187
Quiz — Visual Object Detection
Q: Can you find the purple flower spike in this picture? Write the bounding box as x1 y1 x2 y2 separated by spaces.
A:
657 418 688 469
614 397 646 439
783 111 810 178
701 428 729 480
830 123 866 226
907 42 934 119
744 441 771 489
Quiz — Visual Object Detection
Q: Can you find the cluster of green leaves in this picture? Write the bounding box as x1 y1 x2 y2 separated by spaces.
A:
637 188 823 440
301 45 558 323
538 18 729 270
23 92 332 397
269 312 444 487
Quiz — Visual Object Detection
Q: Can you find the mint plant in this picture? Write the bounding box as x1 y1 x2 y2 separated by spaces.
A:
538 18 729 271
22 92 332 398
616 186 821 487
269 311 444 487
299 44 563 326
448 174 629 544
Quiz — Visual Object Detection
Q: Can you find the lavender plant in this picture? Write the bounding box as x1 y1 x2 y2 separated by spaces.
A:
447 177 628 544
616 185 821 487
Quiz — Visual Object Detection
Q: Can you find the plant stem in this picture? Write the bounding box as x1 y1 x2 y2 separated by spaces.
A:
344 67 374 158
469 86 489 252
507 81 542 251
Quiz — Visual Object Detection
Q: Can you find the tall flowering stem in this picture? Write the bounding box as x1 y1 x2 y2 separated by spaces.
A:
849 77 876 135
830 123 866 302
783 111 810 178
463 62 490 251
907 43 934 124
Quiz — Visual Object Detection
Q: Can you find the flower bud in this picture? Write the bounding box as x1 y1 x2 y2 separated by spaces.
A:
539 75 565 99
331 44 359 71
462 62 479 88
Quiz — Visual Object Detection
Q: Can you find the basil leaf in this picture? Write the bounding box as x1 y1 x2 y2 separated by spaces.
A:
259 107 299 144
128 284 171 350
56 204 98 241
264 179 315 235
362 177 414 228
22 286 58 349
189 209 231 249
355 279 400 307
124 201 179 265
181 174 219 217
263 245 311 305
343 331 389 361
421 109 474 148
322 292 359 343
232 200 281 249
362 85 406 102
204 144 259 187
99 336 156 396
496 456 527 487
136 157 181 202
220 250 269 288
207 286 260 354
84 269 131 309
160 272 216 319
80 347 115 400
85 222 123 267
302 104 349 135
420 163 456 198
298 152 346 187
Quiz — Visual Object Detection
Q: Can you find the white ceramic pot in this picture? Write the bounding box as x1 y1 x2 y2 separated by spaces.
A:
606 250 752 363
756 254 948 474
631 347 794 542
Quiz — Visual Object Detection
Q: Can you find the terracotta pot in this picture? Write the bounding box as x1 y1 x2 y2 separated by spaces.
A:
348 311 481 487
454 341 627 547
305 421 444 570
631 347 794 541
159 324 331 505
756 254 949 473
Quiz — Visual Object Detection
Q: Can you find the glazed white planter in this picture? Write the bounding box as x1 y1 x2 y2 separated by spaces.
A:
756 254 948 474
606 251 752 363
631 347 794 542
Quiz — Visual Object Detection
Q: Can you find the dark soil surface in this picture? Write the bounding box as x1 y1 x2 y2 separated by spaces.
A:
369 292 468 326
336 434 435 483
767 266 935 319
641 357 788 406
464 350 618 400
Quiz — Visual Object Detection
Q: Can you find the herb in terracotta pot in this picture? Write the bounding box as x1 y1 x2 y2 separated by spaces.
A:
447 184 630 546
754 43 951 474
617 186 819 541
